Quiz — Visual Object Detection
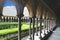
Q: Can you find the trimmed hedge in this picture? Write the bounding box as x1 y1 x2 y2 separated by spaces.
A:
0 22 18 30
0 22 27 30
0 22 44 35
0 23 40 35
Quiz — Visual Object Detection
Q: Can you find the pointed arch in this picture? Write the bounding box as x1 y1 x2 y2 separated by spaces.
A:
24 4 33 17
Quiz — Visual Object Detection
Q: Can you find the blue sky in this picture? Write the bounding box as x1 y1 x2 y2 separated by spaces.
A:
4 0 15 7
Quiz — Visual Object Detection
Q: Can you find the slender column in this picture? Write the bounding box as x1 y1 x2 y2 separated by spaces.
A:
4 17 5 22
48 18 50 32
0 17 1 22
12 17 14 22
49 19 51 31
46 18 48 33
32 5 36 40
51 18 53 31
48 18 49 32
44 10 46 35
48 14 50 32
32 16 35 40
39 8 43 40
6 17 7 22
17 1 23 40
18 17 21 40
45 18 47 34
14 17 15 22
26 17 27 22
52 19 54 30
44 18 46 35
24 17 25 22
40 17 42 40
1 16 3 22
29 17 32 40
11 17 12 22
36 18 38 36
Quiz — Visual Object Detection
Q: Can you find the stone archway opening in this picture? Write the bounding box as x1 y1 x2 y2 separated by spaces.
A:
23 6 29 17
22 4 33 23
2 0 17 16
2 0 18 22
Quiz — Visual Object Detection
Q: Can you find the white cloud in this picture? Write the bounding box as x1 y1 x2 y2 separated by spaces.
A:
2 6 17 16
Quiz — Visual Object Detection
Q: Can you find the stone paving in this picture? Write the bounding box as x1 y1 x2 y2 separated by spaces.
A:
48 27 60 40
22 29 48 40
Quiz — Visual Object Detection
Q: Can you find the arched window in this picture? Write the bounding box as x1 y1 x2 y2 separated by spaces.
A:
23 7 29 17
2 0 17 16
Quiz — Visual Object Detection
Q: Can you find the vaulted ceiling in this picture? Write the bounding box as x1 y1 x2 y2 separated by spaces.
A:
0 0 60 19
44 0 60 19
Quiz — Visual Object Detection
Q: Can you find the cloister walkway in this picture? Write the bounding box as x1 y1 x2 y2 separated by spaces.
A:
21 27 60 40
48 27 60 40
